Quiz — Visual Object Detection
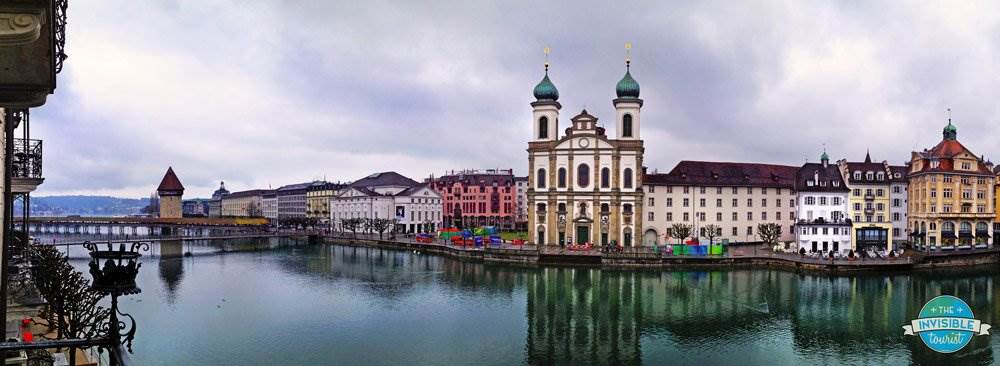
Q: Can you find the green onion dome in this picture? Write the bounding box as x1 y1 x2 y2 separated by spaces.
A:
820 150 829 161
943 119 957 140
616 63 640 98
533 69 559 101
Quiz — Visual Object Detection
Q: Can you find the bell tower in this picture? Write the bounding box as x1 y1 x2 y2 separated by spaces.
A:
613 43 642 140
532 47 560 141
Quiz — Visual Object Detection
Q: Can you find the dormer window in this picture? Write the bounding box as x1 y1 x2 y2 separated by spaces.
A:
877 172 884 180
806 181 814 187
833 181 839 187
961 162 972 170
853 171 861 180
866 171 874 180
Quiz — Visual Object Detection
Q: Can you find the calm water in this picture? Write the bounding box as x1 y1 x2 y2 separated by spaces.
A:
64 239 1000 365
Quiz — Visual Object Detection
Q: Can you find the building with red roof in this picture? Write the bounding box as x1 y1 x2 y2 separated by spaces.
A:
156 167 184 218
908 119 995 250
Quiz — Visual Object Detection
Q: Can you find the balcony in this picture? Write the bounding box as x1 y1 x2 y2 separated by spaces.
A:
11 138 42 193
863 193 875 200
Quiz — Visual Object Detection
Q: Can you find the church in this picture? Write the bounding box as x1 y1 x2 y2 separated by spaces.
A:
526 56 645 247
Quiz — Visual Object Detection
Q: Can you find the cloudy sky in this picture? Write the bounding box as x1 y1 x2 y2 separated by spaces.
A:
29 1 1000 198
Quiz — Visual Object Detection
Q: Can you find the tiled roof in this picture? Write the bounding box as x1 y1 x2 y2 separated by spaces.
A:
349 172 418 188
645 161 798 188
157 167 184 193
277 182 316 192
889 165 909 182
796 163 849 192
843 161 890 184
225 189 271 199
913 138 994 175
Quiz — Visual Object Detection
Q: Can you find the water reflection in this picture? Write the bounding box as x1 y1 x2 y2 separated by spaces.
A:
158 240 184 304
130 243 1000 365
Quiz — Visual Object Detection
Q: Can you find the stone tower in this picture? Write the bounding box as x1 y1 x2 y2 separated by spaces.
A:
157 167 184 218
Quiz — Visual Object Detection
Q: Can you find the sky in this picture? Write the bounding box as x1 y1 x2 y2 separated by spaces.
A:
28 1 1000 198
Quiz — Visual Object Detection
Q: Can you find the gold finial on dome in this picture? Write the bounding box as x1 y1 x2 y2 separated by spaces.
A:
625 42 632 68
543 46 551 72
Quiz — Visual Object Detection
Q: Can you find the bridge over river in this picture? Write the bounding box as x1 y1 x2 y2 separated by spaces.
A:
16 216 279 244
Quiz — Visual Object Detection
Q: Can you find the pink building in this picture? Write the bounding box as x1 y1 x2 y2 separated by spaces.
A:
429 169 517 230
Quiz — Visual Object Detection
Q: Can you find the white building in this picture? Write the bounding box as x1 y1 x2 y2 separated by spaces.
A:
794 153 851 254
515 176 528 230
889 165 908 244
527 59 645 246
330 172 443 234
262 191 278 223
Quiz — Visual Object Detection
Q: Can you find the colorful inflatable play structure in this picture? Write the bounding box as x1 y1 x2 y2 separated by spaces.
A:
669 238 727 256
439 226 504 247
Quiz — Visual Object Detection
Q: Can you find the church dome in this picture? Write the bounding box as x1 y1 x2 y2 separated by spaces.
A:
616 65 640 98
533 71 559 101
943 119 958 140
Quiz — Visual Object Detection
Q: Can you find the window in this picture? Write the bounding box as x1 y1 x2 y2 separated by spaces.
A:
732 227 738 236
977 190 986 199
717 187 723 194
876 215 883 223
538 116 548 139
853 189 860 196
699 212 706 221
776 212 782 220
623 204 632 213
716 199 722 207
962 162 971 170
853 171 861 180
832 197 840 205
648 185 655 193
790 199 796 207
747 198 753 207
747 212 753 220
732 212 738 221
877 172 884 180
623 168 634 189
683 198 689 207
537 169 547 188
892 199 900 207
601 168 610 188
876 189 884 197
746 226 753 235
557 168 567 188
717 212 723 221
943 188 952 198
762 212 768 220
944 176 952 183
700 187 707 194
876 203 884 211
577 164 590 187
683 212 690 221
892 213 900 221
732 198 738 207
776 199 782 207
931 189 937 198
819 197 828 205
648 212 654 221
732 187 738 194
666 212 673 221
893 186 901 194
684 186 690 194
699 198 706 207
962 189 972 200
666 198 673 207
648 197 655 206
747 187 753 194
805 197 816 205
622 114 633 137
761 199 767 207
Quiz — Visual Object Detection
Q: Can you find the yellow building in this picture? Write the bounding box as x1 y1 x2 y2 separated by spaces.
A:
220 189 267 217
306 182 345 223
908 120 995 250
838 154 894 252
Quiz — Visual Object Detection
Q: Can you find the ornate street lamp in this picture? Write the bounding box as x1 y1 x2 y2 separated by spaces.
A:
85 241 148 355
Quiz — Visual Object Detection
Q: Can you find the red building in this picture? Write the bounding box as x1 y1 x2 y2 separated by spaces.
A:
428 169 517 230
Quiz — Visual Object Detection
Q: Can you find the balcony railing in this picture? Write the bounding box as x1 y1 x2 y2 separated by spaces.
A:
12 138 42 179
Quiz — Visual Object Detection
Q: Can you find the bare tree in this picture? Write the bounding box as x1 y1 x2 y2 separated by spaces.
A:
703 224 722 245
670 223 692 244
757 222 782 248
371 218 392 240
342 218 360 238
28 245 109 341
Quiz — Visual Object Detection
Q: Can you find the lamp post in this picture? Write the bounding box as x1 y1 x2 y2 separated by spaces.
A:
85 241 147 362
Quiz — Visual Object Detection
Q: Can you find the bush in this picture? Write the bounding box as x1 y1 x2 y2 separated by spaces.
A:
799 247 806 255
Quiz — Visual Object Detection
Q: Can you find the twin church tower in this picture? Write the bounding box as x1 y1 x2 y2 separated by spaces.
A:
526 50 645 246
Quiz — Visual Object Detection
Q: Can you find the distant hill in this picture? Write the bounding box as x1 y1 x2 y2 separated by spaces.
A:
15 195 150 217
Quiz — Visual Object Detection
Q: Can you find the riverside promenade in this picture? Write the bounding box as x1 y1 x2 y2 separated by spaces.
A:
324 233 1000 272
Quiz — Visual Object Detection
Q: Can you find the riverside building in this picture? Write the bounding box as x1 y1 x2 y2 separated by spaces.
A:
794 152 851 254
837 153 896 252
527 57 644 246
428 169 517 230
643 161 798 246
908 119 995 250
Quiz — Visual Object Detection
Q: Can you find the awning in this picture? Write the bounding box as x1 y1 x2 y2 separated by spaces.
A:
958 231 974 239
940 231 958 239
976 231 991 238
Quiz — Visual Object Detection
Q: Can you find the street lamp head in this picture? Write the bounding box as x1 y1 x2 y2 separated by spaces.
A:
85 241 148 297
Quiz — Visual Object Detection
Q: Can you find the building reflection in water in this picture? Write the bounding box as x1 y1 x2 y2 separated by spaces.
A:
158 239 184 304
279 244 999 364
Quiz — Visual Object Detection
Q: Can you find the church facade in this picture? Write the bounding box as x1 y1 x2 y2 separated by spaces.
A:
526 60 645 246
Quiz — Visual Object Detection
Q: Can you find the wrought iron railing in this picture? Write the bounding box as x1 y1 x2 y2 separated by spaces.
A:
11 138 42 179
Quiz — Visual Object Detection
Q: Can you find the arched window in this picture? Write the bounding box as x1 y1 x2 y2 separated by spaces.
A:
538 116 548 139
557 203 566 212
960 222 972 233
977 222 988 232
577 164 590 187
537 168 546 188
623 168 634 189
558 168 567 188
943 222 955 232
601 167 610 188
622 114 633 137
600 203 610 213
536 226 546 245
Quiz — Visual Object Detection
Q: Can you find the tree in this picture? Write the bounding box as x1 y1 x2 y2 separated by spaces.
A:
703 224 721 245
342 218 360 238
757 222 782 248
670 223 692 244
246 202 263 217
28 245 109 341
371 218 393 240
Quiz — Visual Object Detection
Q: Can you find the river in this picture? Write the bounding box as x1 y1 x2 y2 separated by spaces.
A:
61 239 1000 365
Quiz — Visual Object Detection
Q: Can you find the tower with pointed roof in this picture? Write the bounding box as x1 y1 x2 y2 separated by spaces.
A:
527 46 646 247
156 167 185 218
